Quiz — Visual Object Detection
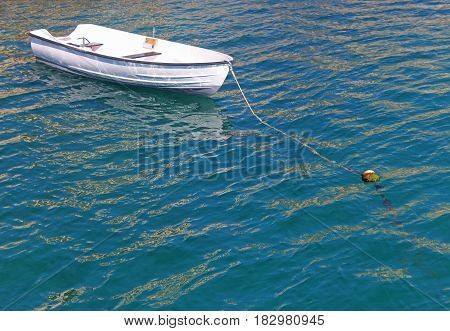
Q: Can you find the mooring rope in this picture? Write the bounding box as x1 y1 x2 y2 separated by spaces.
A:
227 63 360 176
227 63 401 225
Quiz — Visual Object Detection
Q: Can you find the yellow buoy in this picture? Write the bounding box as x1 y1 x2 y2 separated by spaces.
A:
362 169 380 182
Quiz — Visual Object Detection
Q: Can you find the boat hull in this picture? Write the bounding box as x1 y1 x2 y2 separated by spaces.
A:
30 37 230 96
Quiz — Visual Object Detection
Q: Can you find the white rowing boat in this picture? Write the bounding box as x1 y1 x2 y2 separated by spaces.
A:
29 24 233 96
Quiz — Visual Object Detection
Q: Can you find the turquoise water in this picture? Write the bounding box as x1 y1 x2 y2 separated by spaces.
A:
1 0 449 310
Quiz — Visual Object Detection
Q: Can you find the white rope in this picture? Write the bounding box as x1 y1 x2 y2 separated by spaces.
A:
227 63 360 176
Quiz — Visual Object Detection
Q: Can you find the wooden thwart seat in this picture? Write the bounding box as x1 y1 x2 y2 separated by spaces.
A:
123 51 162 59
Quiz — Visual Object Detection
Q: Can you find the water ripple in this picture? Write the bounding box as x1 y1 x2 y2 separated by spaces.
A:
0 0 449 310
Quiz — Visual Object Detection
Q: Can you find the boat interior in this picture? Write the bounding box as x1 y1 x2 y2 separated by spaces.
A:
35 24 233 64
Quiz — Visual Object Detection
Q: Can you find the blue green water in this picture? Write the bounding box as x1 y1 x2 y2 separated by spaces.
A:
1 0 449 310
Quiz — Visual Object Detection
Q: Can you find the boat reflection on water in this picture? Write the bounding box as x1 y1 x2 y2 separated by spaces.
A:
30 60 230 182
110 83 227 141
32 59 227 141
